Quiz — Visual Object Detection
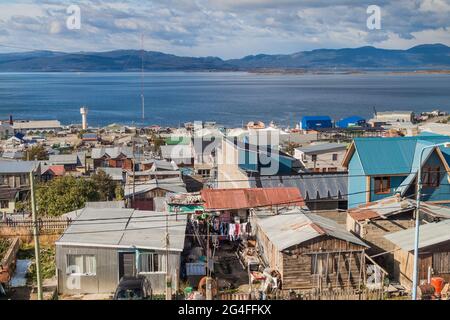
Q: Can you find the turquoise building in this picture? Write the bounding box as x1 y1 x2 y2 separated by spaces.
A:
343 134 450 208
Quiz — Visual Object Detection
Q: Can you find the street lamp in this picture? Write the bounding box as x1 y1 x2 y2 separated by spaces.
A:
412 142 450 300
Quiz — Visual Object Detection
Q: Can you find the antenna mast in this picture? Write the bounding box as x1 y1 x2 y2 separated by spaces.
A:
141 34 145 123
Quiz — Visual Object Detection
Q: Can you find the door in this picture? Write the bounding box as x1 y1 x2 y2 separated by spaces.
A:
118 252 136 280
418 253 433 283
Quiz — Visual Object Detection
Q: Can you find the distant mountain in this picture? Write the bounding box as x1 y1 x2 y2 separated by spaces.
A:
0 44 449 72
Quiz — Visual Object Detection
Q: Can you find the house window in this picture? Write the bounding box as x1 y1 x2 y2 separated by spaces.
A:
311 154 317 162
139 253 165 273
66 254 96 275
332 154 338 161
0 200 9 209
374 177 391 194
422 166 441 188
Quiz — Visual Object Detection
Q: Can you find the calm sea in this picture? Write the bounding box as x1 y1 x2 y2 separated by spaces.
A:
0 72 449 127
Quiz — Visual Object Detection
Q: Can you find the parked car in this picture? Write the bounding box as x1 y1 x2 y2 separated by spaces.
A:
113 276 152 300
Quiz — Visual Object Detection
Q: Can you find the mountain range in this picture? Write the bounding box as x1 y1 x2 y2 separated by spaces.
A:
0 44 449 72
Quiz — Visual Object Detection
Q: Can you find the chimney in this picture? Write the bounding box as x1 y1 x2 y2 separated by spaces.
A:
9 115 13 125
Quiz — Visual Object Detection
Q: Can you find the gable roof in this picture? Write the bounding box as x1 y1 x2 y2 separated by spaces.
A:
91 147 133 160
42 165 66 176
56 208 187 252
48 154 79 165
256 209 368 251
342 135 450 176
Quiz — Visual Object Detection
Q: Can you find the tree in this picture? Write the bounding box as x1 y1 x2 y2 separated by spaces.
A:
91 170 116 201
283 142 301 156
35 176 99 216
115 184 124 201
23 145 48 161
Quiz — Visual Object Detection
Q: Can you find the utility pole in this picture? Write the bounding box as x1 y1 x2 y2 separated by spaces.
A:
30 170 43 300
205 217 213 300
141 34 145 123
132 139 136 207
165 213 172 300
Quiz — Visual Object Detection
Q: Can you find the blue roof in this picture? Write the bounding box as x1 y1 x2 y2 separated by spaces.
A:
302 116 332 121
352 134 450 176
336 116 366 128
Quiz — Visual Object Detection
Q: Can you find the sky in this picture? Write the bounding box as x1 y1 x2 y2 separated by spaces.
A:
0 0 449 59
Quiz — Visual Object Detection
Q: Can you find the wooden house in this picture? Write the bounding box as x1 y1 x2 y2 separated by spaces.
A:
255 209 369 291
91 147 133 171
385 219 450 289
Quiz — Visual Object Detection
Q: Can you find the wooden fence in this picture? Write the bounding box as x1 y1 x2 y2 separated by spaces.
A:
218 288 384 301
0 217 71 234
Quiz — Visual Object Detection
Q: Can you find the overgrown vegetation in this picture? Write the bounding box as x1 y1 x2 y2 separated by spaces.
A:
22 145 48 161
0 238 11 261
19 243 56 283
18 173 122 216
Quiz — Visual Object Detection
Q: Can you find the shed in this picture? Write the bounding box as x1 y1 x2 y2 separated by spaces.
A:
255 209 368 291
384 219 450 288
56 208 187 295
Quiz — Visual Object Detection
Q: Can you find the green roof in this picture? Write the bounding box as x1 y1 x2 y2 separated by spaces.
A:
165 136 191 145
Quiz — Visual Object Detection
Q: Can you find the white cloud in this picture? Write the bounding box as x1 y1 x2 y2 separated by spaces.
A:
0 0 448 58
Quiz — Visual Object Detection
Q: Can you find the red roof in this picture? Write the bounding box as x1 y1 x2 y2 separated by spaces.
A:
44 165 66 176
201 188 305 210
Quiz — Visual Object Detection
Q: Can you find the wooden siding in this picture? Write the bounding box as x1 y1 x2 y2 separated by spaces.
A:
256 224 367 291
392 240 450 289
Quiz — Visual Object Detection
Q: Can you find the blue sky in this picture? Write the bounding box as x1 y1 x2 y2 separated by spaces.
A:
0 0 449 58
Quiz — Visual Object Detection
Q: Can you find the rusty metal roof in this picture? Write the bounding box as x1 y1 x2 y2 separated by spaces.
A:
348 195 415 222
201 187 305 210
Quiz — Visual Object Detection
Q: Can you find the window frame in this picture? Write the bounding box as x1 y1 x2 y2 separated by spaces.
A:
374 176 391 195
422 166 441 188
66 254 97 276
138 252 165 274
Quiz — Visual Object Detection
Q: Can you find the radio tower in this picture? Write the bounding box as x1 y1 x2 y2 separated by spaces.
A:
141 34 145 123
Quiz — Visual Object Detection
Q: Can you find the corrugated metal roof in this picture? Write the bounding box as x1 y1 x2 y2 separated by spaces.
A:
12 120 61 130
201 187 305 210
349 135 450 175
97 167 124 181
124 177 186 197
256 209 368 251
295 143 347 154
0 160 39 173
57 208 187 251
48 154 79 165
384 219 450 251
348 196 415 221
249 173 348 201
